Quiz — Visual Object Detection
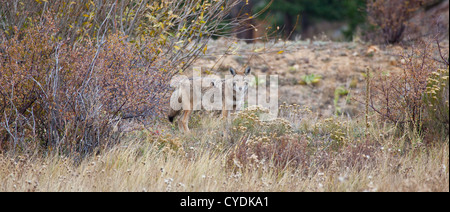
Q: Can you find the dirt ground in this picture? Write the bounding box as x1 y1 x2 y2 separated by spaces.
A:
192 38 430 118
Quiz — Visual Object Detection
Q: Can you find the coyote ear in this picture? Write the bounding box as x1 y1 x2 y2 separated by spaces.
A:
230 68 237 76
244 67 251 75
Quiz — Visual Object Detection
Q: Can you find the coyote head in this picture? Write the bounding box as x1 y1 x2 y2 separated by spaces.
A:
229 67 251 93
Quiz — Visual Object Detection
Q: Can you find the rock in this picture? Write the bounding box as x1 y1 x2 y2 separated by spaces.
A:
389 56 398 66
288 60 297 66
321 57 331 63
301 57 310 64
366 45 380 56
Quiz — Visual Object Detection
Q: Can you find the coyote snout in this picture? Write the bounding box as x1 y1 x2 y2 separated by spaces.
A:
168 67 251 133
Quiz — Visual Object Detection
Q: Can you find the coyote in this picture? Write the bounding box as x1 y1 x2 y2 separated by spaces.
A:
168 67 251 133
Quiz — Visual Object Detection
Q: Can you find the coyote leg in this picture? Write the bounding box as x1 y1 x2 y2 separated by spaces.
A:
180 110 192 133
222 104 229 120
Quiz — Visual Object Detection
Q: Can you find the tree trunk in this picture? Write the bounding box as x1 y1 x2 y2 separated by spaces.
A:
231 0 255 43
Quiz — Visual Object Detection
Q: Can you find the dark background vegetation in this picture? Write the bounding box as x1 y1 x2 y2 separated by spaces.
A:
232 0 448 42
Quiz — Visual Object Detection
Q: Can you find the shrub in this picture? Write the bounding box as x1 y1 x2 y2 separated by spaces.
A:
231 106 292 139
299 74 322 86
226 106 312 172
226 133 309 173
366 0 425 44
323 118 349 151
0 0 242 155
423 68 449 137
334 86 350 116
365 39 448 141
140 130 184 155
0 20 170 154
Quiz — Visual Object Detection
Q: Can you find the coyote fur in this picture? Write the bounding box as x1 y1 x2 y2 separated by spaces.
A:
168 67 251 133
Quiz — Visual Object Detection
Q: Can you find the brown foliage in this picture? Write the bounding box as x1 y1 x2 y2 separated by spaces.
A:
0 0 243 154
0 20 164 154
366 0 427 44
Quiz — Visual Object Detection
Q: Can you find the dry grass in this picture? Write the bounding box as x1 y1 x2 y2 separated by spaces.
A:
1 109 448 192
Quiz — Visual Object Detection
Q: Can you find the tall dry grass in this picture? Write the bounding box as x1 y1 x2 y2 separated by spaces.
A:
1 107 448 192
